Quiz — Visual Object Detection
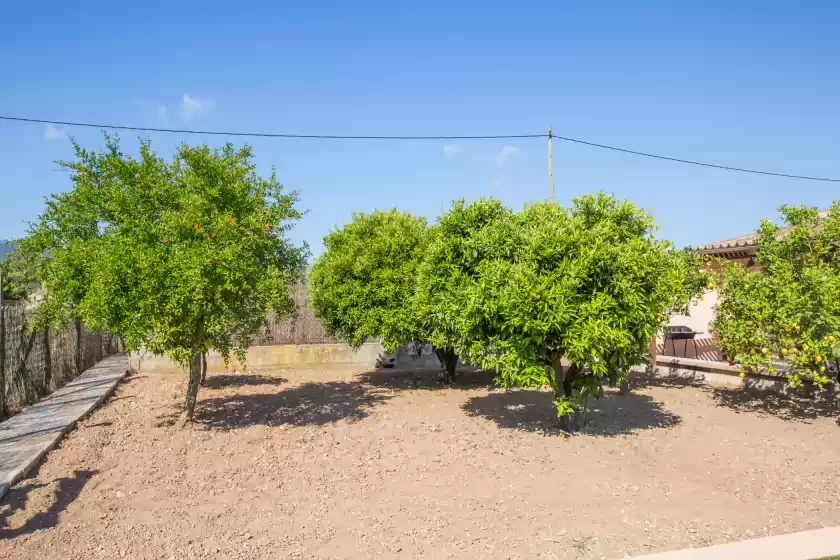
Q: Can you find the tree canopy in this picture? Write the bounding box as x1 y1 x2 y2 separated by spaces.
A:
413 198 513 382
435 194 707 420
18 137 308 418
712 203 840 388
0 240 37 302
309 209 428 354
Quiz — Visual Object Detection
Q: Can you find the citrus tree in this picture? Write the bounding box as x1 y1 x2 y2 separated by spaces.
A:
309 209 430 361
712 203 840 388
449 194 706 425
0 241 37 301
18 136 308 419
413 198 513 383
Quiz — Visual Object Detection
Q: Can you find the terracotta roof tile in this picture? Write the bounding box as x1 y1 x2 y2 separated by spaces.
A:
693 233 760 252
693 209 829 253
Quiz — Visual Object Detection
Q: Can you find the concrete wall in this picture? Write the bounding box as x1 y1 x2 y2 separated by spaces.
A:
394 343 445 369
130 342 448 374
646 355 837 400
669 289 718 335
130 342 386 374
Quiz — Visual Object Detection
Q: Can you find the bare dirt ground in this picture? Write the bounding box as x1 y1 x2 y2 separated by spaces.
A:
1 365 839 560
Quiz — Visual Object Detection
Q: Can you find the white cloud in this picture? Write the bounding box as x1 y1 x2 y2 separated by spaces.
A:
495 145 518 169
443 144 463 156
490 175 506 195
180 94 215 121
44 123 65 140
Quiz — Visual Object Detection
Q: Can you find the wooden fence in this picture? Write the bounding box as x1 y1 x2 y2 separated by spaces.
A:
0 304 120 418
254 281 341 346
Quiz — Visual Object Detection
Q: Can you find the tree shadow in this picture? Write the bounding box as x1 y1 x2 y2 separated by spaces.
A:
634 369 839 422
182 381 392 430
462 389 681 436
708 386 838 422
631 369 707 390
358 368 497 391
0 469 98 539
202 373 287 390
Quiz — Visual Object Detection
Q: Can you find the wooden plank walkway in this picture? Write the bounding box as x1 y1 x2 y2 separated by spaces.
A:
0 354 129 500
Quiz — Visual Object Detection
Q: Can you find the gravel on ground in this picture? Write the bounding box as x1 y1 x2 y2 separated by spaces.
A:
1 365 838 559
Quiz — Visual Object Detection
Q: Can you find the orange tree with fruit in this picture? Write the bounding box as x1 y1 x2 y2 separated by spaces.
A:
423 194 708 428
17 136 308 420
712 203 840 388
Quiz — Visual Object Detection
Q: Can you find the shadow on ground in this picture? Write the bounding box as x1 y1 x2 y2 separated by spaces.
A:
631 370 707 390
190 381 392 429
161 365 835 433
359 368 497 391
633 371 839 422
708 386 838 422
202 373 287 390
0 469 97 539
463 389 681 436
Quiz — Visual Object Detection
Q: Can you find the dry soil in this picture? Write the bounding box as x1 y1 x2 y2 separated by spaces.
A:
1 366 839 559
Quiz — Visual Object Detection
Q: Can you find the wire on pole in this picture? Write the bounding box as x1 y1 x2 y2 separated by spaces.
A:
1 115 839 183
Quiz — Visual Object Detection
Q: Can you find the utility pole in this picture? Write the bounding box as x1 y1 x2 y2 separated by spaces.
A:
547 126 554 201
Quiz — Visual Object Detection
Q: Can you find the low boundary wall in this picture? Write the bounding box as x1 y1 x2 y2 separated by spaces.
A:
642 355 837 399
130 343 447 374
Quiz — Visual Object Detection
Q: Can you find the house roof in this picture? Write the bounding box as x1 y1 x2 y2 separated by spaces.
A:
694 232 761 252
693 209 829 255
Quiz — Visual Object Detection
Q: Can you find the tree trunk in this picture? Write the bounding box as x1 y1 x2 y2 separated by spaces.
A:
183 352 203 422
550 356 565 400
619 378 630 395
200 352 207 386
563 363 581 397
434 347 458 384
551 360 583 431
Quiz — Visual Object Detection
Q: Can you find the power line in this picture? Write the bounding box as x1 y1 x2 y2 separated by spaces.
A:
552 134 840 183
0 116 542 140
2 114 839 183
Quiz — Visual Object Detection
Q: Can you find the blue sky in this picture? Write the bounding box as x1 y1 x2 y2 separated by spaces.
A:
1 1 838 256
